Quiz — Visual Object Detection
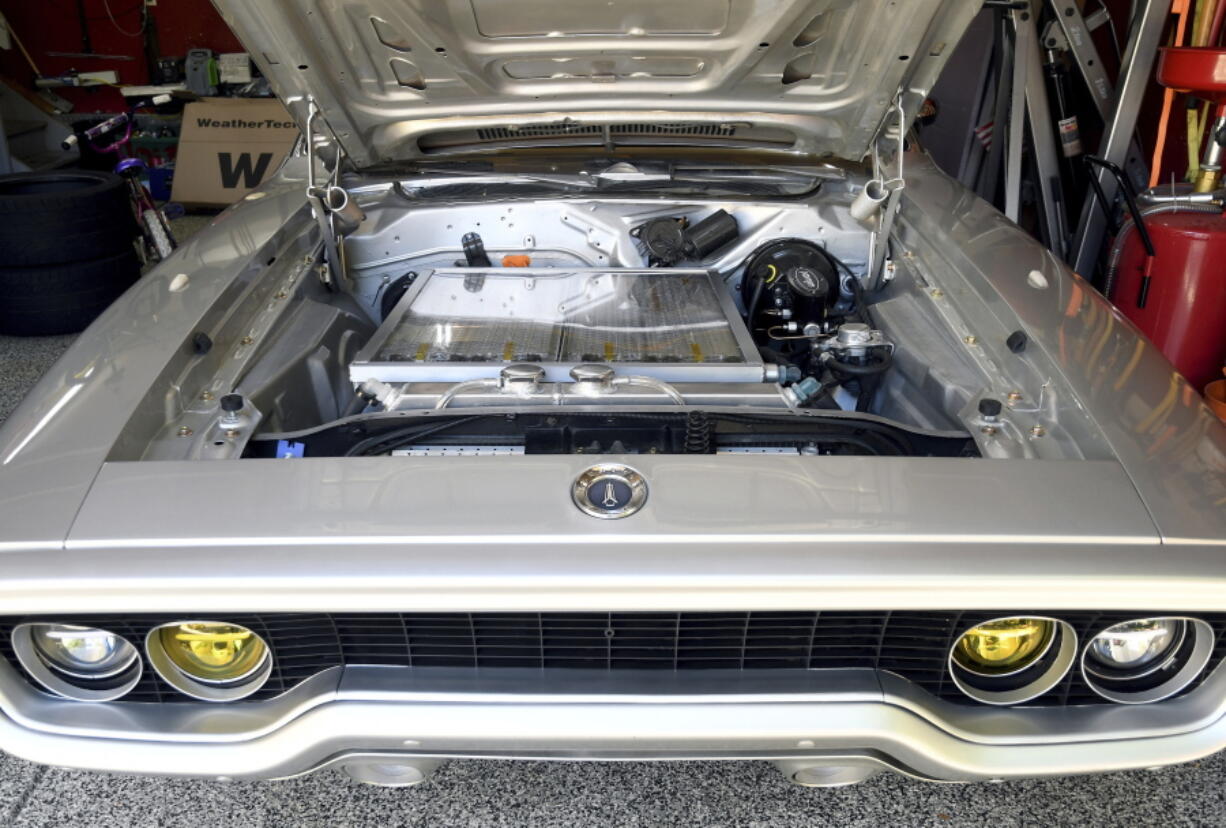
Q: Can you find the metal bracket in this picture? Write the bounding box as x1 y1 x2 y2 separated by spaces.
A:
1003 5 1032 222
1015 3 1068 257
303 99 346 290
869 100 907 289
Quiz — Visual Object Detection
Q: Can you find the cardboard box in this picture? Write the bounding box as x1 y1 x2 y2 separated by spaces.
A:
171 98 298 207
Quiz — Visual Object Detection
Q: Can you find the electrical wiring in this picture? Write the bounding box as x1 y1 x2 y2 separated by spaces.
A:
102 0 146 37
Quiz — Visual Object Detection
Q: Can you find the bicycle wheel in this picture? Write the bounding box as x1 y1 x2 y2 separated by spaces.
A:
141 208 176 262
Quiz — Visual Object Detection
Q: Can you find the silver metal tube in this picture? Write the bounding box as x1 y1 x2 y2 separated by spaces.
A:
391 382 791 411
433 379 500 410
323 186 366 235
1137 189 1224 206
611 376 686 405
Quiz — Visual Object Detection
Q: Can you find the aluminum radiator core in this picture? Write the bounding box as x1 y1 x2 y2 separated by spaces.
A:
349 268 766 384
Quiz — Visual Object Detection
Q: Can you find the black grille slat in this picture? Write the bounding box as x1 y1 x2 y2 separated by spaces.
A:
0 611 1222 708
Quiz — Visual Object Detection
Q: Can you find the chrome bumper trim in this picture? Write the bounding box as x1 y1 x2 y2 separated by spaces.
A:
1 663 1225 781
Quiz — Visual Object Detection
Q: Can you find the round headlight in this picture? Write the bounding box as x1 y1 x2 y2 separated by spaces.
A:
146 621 272 701
947 616 1076 706
1087 619 1183 673
11 623 142 702
952 618 1055 677
30 624 138 678
1081 617 1212 704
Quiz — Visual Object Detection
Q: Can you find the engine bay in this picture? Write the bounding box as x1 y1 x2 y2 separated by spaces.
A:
116 182 1074 462
337 197 900 419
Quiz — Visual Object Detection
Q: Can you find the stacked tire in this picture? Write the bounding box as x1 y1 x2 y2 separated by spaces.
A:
0 170 140 336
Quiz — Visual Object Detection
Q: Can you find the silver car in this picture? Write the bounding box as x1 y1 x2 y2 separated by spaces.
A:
0 0 1223 788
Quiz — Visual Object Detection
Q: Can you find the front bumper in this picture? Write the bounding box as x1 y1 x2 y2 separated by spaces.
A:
3 663 1226 782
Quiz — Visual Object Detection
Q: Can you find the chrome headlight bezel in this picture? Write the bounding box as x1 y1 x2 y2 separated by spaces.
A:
11 623 142 702
144 620 273 702
1080 617 1213 704
947 616 1078 706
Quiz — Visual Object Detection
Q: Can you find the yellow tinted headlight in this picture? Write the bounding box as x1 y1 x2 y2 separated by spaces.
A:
158 622 268 684
953 617 1055 676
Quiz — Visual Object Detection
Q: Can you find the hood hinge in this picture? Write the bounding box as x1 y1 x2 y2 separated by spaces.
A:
861 96 908 289
302 99 365 290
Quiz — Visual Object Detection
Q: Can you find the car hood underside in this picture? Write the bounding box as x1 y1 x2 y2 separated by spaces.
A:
210 0 980 165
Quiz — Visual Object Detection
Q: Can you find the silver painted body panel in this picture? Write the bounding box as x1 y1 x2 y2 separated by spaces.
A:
209 0 980 165
896 152 1226 547
0 150 1224 781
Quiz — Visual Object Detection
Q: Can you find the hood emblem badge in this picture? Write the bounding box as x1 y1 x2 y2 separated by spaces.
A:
572 464 648 519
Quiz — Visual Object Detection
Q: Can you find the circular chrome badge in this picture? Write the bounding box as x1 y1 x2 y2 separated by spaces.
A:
572 464 648 519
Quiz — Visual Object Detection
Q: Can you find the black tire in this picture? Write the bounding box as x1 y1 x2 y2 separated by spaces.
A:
0 171 138 266
0 247 142 336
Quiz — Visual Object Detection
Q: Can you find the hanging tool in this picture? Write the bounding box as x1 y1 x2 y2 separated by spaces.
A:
46 52 136 61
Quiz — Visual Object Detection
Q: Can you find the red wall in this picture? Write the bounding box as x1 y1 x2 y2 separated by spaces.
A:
0 0 242 112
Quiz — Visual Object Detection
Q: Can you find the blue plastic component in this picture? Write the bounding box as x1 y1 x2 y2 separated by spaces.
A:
792 376 822 404
275 440 305 458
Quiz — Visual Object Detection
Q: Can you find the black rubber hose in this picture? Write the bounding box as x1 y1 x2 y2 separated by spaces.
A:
343 417 477 457
824 349 893 376
746 273 767 329
855 374 881 413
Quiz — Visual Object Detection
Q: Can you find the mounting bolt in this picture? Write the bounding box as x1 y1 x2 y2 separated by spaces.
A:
200 391 214 401
978 398 1002 420
1007 391 1024 404
177 426 193 437
1031 425 1046 437
963 335 978 345
274 291 287 300
225 429 241 439
240 336 254 346
980 425 998 436
931 289 944 298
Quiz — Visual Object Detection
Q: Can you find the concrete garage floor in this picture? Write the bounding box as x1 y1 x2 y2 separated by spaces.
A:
1 216 1224 826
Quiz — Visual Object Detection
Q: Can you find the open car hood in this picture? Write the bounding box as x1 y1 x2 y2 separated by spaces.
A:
212 0 979 167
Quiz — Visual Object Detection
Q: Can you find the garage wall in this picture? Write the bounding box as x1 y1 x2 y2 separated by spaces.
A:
0 0 241 112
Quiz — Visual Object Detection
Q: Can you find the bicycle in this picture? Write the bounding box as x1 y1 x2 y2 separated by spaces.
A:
63 94 178 264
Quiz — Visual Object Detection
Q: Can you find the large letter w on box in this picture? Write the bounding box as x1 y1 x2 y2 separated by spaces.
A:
218 152 274 188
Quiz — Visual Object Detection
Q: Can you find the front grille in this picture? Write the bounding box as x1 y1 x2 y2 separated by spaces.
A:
2 611 1223 706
